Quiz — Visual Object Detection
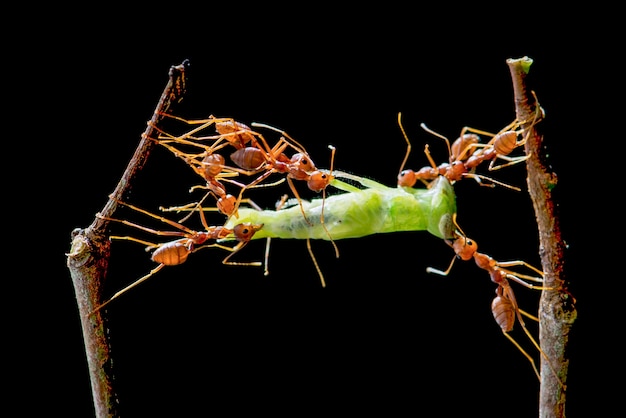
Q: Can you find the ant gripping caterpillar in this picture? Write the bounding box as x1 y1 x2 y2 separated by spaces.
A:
90 195 263 315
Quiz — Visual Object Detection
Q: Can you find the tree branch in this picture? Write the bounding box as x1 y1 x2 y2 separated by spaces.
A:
66 60 189 418
506 57 577 418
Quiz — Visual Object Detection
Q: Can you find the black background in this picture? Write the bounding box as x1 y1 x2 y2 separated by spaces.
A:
19 10 608 417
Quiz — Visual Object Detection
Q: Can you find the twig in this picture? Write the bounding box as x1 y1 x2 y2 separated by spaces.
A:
66 60 189 418
506 57 577 418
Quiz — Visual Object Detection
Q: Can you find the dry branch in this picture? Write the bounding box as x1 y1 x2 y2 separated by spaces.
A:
66 61 189 418
506 57 577 418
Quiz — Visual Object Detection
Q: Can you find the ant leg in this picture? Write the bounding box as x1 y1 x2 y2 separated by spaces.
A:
90 264 166 315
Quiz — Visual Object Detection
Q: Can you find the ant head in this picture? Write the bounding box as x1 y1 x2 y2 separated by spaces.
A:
233 222 264 242
452 235 477 261
307 171 333 192
217 194 237 217
397 169 417 187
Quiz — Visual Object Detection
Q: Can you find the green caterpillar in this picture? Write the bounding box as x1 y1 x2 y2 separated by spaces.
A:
222 170 457 242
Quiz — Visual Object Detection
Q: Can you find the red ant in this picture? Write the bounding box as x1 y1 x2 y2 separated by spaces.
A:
229 122 339 257
426 215 565 389
396 102 543 190
90 194 264 314
229 122 335 212
156 113 260 152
